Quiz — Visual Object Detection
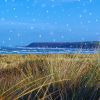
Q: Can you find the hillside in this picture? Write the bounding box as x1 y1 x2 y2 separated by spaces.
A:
27 41 100 49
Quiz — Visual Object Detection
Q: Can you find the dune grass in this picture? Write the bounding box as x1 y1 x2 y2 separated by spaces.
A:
0 54 100 100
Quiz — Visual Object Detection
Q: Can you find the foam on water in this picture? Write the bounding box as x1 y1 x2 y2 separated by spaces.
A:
0 47 98 54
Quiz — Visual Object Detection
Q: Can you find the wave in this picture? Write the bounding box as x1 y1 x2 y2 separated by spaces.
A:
0 47 98 54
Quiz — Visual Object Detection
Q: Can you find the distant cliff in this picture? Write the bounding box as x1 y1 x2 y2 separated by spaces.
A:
27 41 100 49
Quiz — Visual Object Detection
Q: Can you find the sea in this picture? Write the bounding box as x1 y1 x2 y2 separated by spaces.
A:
0 47 98 54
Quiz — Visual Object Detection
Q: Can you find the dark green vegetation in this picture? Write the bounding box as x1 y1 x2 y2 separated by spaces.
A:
27 41 100 49
0 54 100 100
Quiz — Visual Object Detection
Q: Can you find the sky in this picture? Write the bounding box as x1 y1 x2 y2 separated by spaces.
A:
0 0 100 46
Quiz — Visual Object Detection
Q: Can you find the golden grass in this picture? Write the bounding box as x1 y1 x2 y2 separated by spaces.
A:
0 54 100 100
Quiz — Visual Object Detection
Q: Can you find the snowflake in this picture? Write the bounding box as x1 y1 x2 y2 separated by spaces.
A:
30 26 34 30
89 12 92 16
68 29 72 32
2 41 5 44
10 22 14 25
17 33 20 37
86 28 89 31
12 0 15 2
51 5 55 8
14 16 18 18
39 34 42 38
61 35 64 39
51 0 55 2
26 0 30 2
80 21 83 25
95 19 98 22
89 0 92 3
5 0 7 2
9 30 13 33
61 9 65 12
26 6 30 9
83 9 87 13
46 10 49 13
32 18 36 22
26 12 30 15
96 32 100 35
87 20 91 23
68 14 71 17
53 39 56 42
41 4 46 8
1 18 5 21
13 8 16 11
81 37 85 41
79 14 82 18
50 32 54 35
66 24 69 27
9 37 11 41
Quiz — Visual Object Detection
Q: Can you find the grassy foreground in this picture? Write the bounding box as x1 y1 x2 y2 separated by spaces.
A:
0 54 100 100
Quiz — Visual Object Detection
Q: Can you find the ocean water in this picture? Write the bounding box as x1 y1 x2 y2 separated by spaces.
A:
0 47 98 54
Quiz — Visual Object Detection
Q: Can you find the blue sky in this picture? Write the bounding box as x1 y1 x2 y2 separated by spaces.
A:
0 0 100 46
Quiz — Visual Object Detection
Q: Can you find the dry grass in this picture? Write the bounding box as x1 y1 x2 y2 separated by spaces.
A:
0 54 100 100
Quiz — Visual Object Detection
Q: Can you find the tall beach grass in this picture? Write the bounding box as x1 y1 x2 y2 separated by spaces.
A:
0 54 100 100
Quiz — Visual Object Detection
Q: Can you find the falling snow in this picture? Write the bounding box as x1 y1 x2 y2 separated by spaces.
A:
0 0 99 46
